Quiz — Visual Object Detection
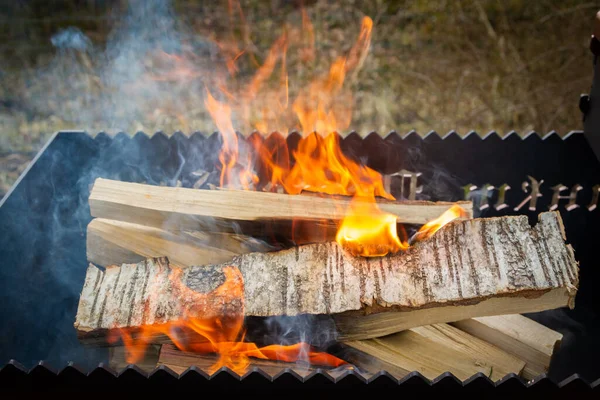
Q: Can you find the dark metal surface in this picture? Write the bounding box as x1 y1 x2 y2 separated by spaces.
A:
584 36 600 161
1 130 600 384
0 361 598 393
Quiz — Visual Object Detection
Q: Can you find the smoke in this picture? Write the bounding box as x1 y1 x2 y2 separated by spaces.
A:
22 0 223 136
246 314 340 366
260 315 338 348
1 0 346 371
1 0 469 373
50 27 93 51
0 0 233 371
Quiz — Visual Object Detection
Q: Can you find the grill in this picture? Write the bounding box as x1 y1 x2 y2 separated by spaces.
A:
4 29 600 394
1 128 600 393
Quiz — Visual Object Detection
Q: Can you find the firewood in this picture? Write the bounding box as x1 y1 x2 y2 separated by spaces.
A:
451 314 563 380
344 323 526 381
88 178 473 231
108 345 161 372
87 218 272 268
156 344 326 377
336 344 412 378
75 211 578 342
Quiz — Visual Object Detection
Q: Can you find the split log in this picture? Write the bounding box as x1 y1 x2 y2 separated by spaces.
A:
343 323 526 381
337 345 413 378
88 178 473 231
75 211 578 342
156 344 328 377
451 314 563 380
108 345 161 372
87 218 272 268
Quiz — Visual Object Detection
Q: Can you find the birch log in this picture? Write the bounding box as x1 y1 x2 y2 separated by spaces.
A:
75 211 577 341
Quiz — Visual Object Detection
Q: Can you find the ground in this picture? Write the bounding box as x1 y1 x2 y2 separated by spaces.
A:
0 0 596 197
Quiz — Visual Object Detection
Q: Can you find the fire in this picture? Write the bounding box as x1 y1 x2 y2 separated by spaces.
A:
336 197 408 257
204 13 404 255
119 5 471 373
410 205 470 244
203 10 467 257
107 265 345 374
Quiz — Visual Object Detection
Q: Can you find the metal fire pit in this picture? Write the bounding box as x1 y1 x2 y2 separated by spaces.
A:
1 126 600 392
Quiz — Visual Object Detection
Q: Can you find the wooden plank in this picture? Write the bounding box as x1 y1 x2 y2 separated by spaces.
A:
88 178 473 231
75 211 578 342
344 324 526 381
87 218 271 268
451 314 563 380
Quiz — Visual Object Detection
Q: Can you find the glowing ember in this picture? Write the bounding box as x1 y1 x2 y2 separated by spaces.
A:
107 265 345 374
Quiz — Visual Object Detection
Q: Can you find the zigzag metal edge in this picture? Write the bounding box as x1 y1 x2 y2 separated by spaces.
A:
1 360 598 388
79 129 584 142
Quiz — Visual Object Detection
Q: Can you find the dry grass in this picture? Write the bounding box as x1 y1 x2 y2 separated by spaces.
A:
0 0 596 195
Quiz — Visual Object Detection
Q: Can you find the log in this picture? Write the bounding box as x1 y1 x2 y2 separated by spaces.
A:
87 218 272 268
88 178 473 231
451 314 563 380
336 345 413 378
156 344 327 377
108 345 161 372
332 291 569 341
75 211 578 342
344 323 526 381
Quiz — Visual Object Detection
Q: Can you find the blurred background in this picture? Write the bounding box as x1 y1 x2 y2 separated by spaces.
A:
0 0 597 197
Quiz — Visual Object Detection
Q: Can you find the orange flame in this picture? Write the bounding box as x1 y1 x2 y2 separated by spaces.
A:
115 6 473 372
107 265 345 374
204 14 410 257
336 197 408 257
410 205 470 244
205 89 258 189
151 8 466 257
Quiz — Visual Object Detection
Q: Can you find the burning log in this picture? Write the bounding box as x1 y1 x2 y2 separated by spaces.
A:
343 323 526 381
451 314 563 380
156 344 332 377
109 345 161 373
75 211 577 342
88 178 473 231
87 218 272 268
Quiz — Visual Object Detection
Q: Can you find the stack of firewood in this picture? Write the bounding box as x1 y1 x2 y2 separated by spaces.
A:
74 178 578 381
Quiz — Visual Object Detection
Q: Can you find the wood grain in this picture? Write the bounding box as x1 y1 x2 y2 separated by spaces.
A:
451 314 563 380
88 178 473 231
344 324 526 381
87 218 271 268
